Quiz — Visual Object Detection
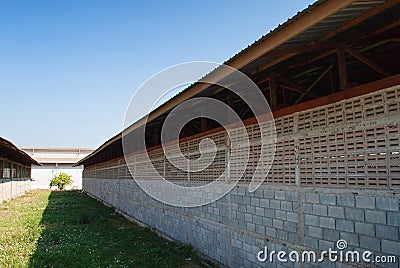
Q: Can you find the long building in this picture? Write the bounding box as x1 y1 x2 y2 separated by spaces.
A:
0 137 39 202
77 1 400 267
22 148 93 189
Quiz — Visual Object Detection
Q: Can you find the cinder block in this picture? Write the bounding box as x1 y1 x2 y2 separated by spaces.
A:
345 207 364 221
323 228 339 242
286 192 297 202
387 212 400 226
376 224 399 240
292 201 299 211
256 224 266 235
276 229 288 241
245 213 253 222
265 227 277 237
305 214 319 226
246 205 255 214
355 222 375 236
340 232 359 247
275 190 286 200
263 189 274 199
308 226 323 239
263 217 273 227
376 197 399 212
247 222 256 232
382 239 400 255
313 204 328 216
275 210 287 220
270 200 281 209
304 236 318 249
336 219 354 232
337 195 355 207
365 210 386 224
255 207 264 217
253 215 263 225
320 193 336 205
283 221 297 233
273 219 284 229
287 212 298 223
281 201 293 211
328 206 345 218
359 235 381 252
319 217 335 229
288 232 299 245
251 198 260 206
236 211 245 220
305 193 319 204
303 203 313 214
264 208 275 218
355 196 375 209
260 198 270 208
254 189 264 198
318 240 335 251
243 196 251 205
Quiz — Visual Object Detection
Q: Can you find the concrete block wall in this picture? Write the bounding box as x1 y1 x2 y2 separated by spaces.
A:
83 178 400 267
83 85 400 266
0 178 31 202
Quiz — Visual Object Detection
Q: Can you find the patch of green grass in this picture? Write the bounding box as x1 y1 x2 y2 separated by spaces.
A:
0 190 212 268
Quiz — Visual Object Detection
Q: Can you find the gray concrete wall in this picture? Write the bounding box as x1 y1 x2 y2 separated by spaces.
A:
83 178 400 267
83 85 400 267
0 178 31 202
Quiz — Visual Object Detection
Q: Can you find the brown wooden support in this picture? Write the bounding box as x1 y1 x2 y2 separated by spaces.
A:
329 67 335 94
337 47 348 90
372 19 400 36
276 75 318 99
345 46 391 77
295 65 333 104
269 74 277 110
280 85 317 98
316 0 400 43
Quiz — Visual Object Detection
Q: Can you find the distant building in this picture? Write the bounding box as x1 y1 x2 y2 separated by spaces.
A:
0 137 39 201
22 148 93 190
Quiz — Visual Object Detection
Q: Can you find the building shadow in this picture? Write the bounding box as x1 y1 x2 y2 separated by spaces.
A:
28 190 110 268
28 190 204 268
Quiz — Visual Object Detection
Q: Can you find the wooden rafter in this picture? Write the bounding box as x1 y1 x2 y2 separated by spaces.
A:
345 46 391 77
277 75 318 99
251 1 398 76
280 85 317 99
316 0 400 43
372 19 400 36
337 46 348 90
295 65 333 104
285 49 337 71
269 74 277 110
259 43 338 59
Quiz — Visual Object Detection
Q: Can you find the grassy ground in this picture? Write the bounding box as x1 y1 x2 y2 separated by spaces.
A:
0 190 210 268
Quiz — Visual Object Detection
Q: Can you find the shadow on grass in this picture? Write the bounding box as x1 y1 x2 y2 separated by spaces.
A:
29 191 205 268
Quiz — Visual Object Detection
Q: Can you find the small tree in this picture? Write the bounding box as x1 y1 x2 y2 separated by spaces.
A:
49 173 73 190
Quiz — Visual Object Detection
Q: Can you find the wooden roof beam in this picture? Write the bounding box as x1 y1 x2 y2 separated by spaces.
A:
345 46 391 77
77 0 361 165
316 0 400 43
372 19 400 36
337 46 348 90
277 75 318 98
294 65 333 104
280 84 317 99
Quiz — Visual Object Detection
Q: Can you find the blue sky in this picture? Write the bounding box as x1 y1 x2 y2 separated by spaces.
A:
0 0 314 149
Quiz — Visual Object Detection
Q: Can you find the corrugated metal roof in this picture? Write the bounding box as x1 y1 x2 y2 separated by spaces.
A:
77 0 396 167
241 0 388 74
0 137 41 166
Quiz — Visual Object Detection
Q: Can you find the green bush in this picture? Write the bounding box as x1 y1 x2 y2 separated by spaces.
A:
49 173 73 190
